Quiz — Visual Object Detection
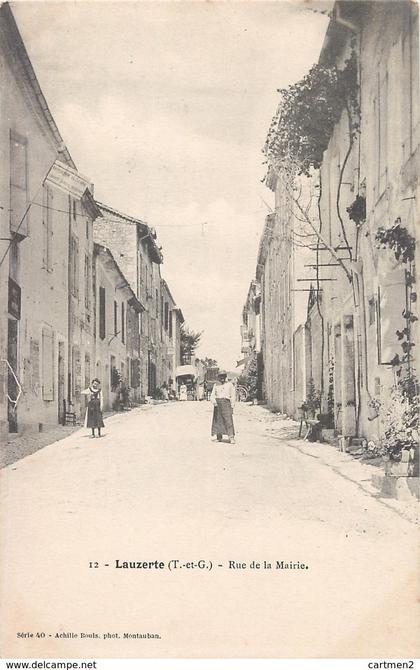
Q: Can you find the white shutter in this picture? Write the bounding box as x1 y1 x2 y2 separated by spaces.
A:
378 268 407 364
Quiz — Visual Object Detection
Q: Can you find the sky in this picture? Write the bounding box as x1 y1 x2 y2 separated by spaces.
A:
12 0 329 370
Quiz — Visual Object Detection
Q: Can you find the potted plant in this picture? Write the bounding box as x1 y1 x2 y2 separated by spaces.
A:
375 378 419 478
303 378 320 418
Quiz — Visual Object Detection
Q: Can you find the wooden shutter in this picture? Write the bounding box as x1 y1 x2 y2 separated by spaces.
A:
377 272 407 364
121 302 125 343
84 254 90 309
99 287 106 340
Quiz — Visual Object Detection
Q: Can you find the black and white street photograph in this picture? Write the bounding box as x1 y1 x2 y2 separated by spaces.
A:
0 0 419 665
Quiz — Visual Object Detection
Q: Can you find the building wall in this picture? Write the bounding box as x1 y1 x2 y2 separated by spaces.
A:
240 280 263 400
293 324 307 413
241 280 261 355
94 209 165 397
308 1 419 439
0 11 72 434
160 280 176 388
68 196 96 422
358 0 419 438
147 260 161 392
170 309 183 385
93 213 143 397
288 1 420 441
126 303 141 403
93 252 130 412
93 215 138 295
257 174 317 416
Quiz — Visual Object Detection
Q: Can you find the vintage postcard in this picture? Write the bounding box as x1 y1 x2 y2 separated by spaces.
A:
0 0 419 663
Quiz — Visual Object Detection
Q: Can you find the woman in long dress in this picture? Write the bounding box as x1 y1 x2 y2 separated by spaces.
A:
81 378 105 438
210 371 236 444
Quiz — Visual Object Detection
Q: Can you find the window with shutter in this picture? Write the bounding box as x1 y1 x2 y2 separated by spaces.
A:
10 132 29 237
377 276 406 364
42 185 53 271
373 69 388 199
114 300 118 336
99 287 106 340
401 15 415 162
378 71 388 195
121 302 125 344
70 235 79 297
42 326 54 400
84 254 90 310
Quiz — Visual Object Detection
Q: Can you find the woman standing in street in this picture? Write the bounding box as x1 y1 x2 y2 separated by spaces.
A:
81 378 105 438
210 371 236 444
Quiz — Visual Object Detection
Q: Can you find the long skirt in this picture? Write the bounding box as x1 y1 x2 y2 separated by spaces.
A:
85 398 104 429
211 398 235 437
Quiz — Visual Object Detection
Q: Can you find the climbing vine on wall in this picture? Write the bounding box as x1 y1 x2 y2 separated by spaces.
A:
263 49 359 177
373 220 418 462
346 195 366 227
375 219 417 372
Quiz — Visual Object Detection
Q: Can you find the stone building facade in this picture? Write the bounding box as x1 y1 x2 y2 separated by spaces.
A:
0 4 185 439
93 203 183 398
160 279 184 391
93 243 144 411
309 0 419 439
240 280 263 399
256 178 317 416
0 3 100 436
93 203 163 397
241 280 261 357
246 0 419 444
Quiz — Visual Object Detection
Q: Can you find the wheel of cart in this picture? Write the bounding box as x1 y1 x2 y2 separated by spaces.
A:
237 385 249 402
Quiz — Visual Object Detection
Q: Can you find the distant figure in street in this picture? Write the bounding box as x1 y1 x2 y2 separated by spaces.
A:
161 382 169 401
81 378 105 438
179 382 188 401
210 371 236 444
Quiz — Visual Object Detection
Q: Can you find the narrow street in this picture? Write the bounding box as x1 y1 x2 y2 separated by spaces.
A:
1 402 418 659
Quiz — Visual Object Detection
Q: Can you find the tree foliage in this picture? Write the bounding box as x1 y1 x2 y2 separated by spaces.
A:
201 357 218 369
237 353 258 400
302 377 321 418
180 324 202 363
